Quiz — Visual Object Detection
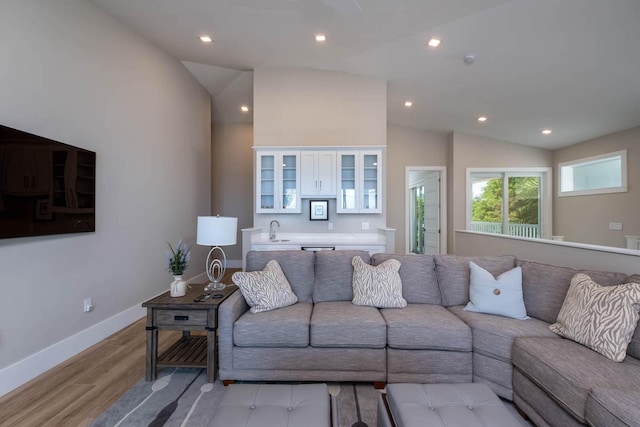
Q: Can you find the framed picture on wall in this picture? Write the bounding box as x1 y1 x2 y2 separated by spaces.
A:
310 200 328 221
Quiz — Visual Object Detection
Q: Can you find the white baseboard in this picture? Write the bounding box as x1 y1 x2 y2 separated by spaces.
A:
0 267 239 398
0 303 146 397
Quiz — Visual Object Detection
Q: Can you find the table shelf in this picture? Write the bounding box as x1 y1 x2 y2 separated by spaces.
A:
158 336 208 368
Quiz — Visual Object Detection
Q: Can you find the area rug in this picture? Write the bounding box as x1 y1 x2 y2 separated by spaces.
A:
90 368 381 427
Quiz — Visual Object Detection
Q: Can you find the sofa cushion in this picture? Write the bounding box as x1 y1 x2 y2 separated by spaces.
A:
549 273 640 362
586 388 640 427
434 255 516 307
310 301 386 348
512 337 640 423
518 260 630 324
449 305 557 363
464 262 529 320
313 250 370 302
371 253 441 304
381 304 471 351
246 250 315 303
234 302 312 347
386 348 472 384
450 306 559 400
232 260 298 313
352 256 407 308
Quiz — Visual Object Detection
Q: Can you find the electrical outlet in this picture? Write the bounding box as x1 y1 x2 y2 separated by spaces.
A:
609 222 623 231
362 222 369 230
84 298 94 313
328 222 333 230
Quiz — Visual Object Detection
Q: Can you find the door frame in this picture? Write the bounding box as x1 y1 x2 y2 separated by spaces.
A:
405 166 447 254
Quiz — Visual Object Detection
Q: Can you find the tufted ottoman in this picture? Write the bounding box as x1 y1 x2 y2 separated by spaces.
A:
377 383 522 427
209 383 336 427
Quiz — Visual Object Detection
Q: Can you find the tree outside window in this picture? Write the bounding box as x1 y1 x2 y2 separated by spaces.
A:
471 173 541 238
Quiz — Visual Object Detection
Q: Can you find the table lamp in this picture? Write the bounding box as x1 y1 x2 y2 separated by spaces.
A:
196 215 238 291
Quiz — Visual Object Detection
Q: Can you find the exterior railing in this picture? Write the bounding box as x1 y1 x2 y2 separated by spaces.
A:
470 222 541 239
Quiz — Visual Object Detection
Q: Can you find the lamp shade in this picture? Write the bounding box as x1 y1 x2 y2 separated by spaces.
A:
196 216 237 246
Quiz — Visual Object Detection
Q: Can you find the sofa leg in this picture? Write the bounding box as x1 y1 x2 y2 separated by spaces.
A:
222 380 235 387
373 381 386 390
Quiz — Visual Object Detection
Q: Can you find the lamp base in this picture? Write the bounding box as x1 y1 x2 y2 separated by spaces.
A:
205 281 226 292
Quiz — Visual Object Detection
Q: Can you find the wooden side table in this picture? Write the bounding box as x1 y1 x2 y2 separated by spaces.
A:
142 283 237 383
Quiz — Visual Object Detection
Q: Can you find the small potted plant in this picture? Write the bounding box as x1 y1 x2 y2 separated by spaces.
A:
167 239 190 297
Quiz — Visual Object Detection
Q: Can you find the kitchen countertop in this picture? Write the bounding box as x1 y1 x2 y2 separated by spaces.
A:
250 232 387 246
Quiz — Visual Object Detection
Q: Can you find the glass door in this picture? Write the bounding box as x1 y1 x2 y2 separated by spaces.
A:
411 185 425 254
470 172 541 238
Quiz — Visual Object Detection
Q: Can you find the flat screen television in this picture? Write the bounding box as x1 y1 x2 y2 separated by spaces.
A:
0 124 96 239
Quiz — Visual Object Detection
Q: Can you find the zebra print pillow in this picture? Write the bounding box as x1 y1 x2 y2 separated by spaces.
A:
351 256 407 308
232 260 298 313
549 273 640 362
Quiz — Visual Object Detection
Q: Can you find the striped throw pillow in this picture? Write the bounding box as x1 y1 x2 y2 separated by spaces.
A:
232 260 298 313
351 256 407 308
549 273 640 362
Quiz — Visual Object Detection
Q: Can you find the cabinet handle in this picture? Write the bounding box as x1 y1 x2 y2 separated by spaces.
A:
319 180 322 191
315 180 318 189
174 315 189 321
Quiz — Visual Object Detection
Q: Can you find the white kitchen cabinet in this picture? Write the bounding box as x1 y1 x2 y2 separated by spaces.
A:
256 150 301 213
337 150 382 213
251 244 302 251
300 151 336 197
334 244 386 255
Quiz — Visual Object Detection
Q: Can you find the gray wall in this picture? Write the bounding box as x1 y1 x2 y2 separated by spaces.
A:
553 126 640 248
211 123 253 262
449 132 554 252
386 125 449 253
455 231 639 275
0 0 211 370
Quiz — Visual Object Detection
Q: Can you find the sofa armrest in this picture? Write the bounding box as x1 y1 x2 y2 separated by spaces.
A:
586 387 640 427
218 289 249 373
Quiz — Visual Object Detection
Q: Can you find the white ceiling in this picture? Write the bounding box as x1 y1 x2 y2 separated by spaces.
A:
90 0 640 149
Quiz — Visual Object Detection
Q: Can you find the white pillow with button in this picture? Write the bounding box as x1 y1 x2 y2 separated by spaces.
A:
464 261 529 320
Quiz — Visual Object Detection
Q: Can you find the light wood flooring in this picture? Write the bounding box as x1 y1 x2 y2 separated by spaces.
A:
0 271 239 427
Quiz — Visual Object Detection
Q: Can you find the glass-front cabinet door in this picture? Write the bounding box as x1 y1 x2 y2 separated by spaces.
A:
337 150 382 213
338 153 357 213
256 151 300 213
280 153 300 212
257 153 276 211
361 151 381 213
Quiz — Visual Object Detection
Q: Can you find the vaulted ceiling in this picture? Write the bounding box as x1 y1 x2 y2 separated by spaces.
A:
90 0 640 149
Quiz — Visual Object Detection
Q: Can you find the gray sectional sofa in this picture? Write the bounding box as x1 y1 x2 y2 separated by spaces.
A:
217 250 640 427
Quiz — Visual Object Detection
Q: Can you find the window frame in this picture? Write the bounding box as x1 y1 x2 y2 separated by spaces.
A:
466 167 552 240
558 149 627 197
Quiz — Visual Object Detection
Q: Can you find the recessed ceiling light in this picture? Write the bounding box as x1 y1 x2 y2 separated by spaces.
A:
541 129 552 135
404 101 413 107
199 35 213 43
427 38 441 48
477 116 488 122
240 105 249 112
315 34 326 42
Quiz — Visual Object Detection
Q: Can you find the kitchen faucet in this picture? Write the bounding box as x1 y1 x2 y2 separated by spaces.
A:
269 220 280 241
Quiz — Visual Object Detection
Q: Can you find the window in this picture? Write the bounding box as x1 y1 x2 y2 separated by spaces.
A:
558 150 627 197
467 168 551 239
